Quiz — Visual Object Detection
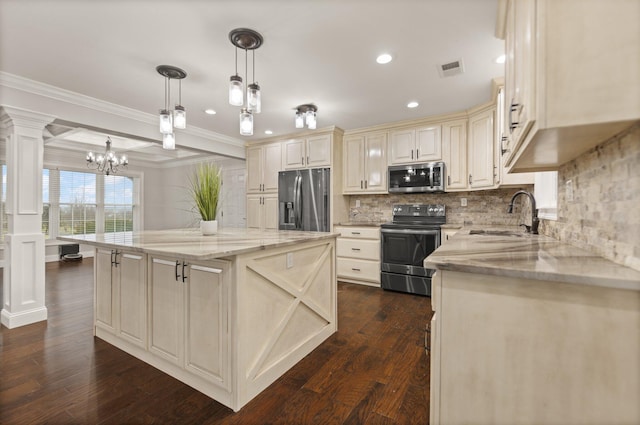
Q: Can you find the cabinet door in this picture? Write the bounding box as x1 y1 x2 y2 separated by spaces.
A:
306 134 332 168
364 133 388 192
117 252 146 347
149 257 183 365
442 120 468 191
469 109 495 189
246 194 263 229
185 260 230 388
389 129 415 164
263 194 279 231
282 139 305 170
416 126 442 161
262 142 282 192
246 146 263 193
95 248 115 331
343 135 365 193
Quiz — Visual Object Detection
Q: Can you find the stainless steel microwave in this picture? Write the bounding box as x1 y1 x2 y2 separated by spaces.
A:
388 162 445 193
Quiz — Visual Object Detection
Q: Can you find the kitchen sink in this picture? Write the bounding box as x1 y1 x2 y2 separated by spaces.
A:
468 229 524 237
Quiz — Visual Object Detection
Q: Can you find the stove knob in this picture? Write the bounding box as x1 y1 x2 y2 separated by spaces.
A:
428 207 434 213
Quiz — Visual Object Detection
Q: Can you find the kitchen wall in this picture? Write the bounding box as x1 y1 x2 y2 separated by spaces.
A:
348 186 534 226
540 122 640 271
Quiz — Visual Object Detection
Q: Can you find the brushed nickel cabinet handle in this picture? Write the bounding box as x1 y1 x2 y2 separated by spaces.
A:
351 268 361 272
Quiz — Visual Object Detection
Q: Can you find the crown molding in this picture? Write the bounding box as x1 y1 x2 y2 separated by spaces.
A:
0 71 245 148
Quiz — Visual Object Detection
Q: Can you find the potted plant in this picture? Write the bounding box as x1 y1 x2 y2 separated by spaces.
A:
189 162 221 235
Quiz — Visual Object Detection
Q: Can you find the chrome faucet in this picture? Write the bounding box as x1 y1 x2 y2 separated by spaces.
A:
507 190 539 234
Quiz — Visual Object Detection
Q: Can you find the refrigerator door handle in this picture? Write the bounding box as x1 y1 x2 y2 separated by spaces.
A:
294 174 302 229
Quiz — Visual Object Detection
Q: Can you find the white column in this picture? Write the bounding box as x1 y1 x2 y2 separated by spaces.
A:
1 106 55 329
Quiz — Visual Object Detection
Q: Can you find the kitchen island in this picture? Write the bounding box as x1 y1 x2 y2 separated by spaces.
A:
59 228 338 412
425 228 640 425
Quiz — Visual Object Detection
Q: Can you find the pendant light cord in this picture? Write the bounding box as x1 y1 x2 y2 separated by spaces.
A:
252 49 256 83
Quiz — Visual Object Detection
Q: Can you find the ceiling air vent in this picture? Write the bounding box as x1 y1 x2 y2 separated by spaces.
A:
438 58 465 78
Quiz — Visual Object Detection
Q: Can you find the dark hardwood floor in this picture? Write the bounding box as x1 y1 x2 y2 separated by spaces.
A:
0 259 433 424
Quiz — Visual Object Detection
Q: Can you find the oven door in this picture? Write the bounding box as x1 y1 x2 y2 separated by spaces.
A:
380 227 440 277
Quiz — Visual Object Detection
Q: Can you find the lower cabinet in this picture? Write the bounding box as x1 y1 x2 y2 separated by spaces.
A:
95 248 146 347
335 226 380 286
149 256 231 389
247 194 279 230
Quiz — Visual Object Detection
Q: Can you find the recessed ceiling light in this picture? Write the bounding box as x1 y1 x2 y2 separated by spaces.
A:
204 109 217 115
407 101 419 108
495 54 506 64
264 130 273 135
376 53 393 64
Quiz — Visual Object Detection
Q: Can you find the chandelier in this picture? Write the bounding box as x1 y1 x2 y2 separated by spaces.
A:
86 137 128 176
157 65 187 150
295 104 318 130
228 28 263 136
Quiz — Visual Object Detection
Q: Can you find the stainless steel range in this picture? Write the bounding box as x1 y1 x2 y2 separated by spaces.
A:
380 204 445 296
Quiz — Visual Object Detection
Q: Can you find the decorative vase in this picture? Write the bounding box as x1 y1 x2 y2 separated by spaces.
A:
200 220 218 235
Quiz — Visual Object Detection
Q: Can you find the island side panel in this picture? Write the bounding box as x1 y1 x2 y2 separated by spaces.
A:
233 237 337 410
435 270 640 425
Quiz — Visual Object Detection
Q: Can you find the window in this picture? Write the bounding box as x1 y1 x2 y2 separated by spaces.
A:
58 171 97 236
0 165 139 240
104 175 133 232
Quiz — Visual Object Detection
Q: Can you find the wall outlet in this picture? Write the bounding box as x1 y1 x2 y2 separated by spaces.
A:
286 252 294 269
355 199 361 208
566 180 574 202
461 198 468 207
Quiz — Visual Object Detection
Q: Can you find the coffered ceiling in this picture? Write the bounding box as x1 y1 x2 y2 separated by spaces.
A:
0 0 504 155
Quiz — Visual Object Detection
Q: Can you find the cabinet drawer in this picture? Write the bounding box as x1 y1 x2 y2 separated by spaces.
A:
337 258 380 283
334 226 380 240
337 238 380 260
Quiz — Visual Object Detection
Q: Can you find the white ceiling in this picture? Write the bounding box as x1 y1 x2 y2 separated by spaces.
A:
0 0 504 155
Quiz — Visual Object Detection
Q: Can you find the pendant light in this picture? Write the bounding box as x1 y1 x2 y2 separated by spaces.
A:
228 28 263 136
156 65 187 149
294 104 318 130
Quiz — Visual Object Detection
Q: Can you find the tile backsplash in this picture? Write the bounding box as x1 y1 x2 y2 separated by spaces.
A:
349 187 534 226
541 122 640 271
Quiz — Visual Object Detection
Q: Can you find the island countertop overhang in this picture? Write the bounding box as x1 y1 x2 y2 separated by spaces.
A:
58 228 339 261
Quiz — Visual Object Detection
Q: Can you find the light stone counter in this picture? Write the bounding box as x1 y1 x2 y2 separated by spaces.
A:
425 227 640 291
58 227 337 261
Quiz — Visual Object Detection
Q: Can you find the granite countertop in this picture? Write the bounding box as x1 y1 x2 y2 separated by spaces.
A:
425 227 640 291
58 228 338 261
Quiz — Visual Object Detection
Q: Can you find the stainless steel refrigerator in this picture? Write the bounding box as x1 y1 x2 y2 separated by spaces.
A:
278 168 330 232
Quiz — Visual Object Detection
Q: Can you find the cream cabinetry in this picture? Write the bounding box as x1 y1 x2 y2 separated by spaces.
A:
467 105 496 189
246 193 278 231
149 256 231 388
94 248 146 347
335 226 380 286
246 142 281 193
498 0 640 172
442 120 468 191
342 132 388 194
389 125 442 165
430 269 640 425
282 134 332 169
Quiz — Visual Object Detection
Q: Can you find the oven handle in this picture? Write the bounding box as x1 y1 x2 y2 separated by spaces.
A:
381 228 441 235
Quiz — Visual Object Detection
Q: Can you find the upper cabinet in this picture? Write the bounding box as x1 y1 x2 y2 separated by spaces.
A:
498 0 640 172
343 132 388 194
283 134 332 170
389 125 442 165
467 105 496 190
442 120 468 191
246 142 281 193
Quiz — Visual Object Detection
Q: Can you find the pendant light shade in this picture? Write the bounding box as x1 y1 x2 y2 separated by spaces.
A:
295 111 304 129
306 110 317 130
163 132 176 150
229 75 244 106
173 105 186 129
239 108 253 136
247 83 261 113
159 109 173 134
